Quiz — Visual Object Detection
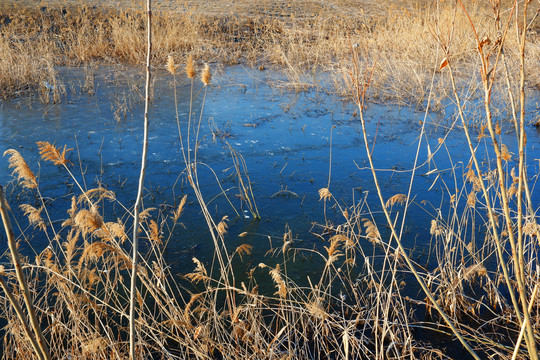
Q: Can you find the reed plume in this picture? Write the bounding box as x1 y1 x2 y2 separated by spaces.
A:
149 220 162 245
467 192 476 207
74 208 103 237
186 55 196 79
500 144 512 162
36 141 72 166
80 242 108 263
78 187 116 205
362 219 380 244
172 194 187 222
68 196 77 219
236 244 253 260
19 204 46 231
325 235 344 265
185 258 208 284
63 228 80 265
523 222 540 238
268 263 287 299
139 207 155 222
97 221 128 243
166 55 178 75
216 215 228 235
385 194 407 208
318 187 332 201
3 149 37 189
201 63 211 86
78 241 131 269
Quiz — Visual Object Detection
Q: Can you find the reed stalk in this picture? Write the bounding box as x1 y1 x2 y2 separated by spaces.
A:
349 47 481 360
0 186 51 360
129 0 152 358
454 1 538 357
0 276 43 360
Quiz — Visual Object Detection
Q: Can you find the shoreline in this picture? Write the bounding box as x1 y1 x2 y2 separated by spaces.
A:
0 1 539 104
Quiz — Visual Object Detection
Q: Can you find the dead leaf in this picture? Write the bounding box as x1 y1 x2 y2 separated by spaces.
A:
439 57 448 70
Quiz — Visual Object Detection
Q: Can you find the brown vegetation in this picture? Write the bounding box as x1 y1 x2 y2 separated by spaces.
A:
0 0 538 102
1 1 540 359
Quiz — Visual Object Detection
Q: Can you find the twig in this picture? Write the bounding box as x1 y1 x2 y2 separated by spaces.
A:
130 0 152 358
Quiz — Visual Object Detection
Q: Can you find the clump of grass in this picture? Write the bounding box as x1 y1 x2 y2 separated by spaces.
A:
337 1 540 359
0 142 435 359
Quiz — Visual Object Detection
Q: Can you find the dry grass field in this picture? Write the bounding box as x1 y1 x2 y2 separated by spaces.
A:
0 0 538 102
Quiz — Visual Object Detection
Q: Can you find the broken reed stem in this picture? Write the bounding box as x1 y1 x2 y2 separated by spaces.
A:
0 186 51 360
0 276 44 360
193 82 208 177
130 0 152 358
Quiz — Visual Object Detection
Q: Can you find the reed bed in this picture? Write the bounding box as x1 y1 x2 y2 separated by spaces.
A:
1 0 540 359
0 1 538 103
0 148 436 359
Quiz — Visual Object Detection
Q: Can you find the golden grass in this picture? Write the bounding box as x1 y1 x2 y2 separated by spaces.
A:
36 142 72 166
0 141 424 358
0 1 538 103
3 149 37 189
185 54 196 79
200 63 211 86
19 204 46 231
2 115 540 359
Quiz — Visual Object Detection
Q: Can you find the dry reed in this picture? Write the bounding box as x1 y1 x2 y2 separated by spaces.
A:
0 1 537 105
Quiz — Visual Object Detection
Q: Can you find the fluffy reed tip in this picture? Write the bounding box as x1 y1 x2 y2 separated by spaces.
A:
318 187 331 201
201 63 211 86
3 149 37 189
36 141 72 166
186 55 196 79
166 55 178 75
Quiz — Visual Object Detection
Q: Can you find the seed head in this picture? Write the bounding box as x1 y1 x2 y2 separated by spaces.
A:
36 141 72 166
186 55 196 79
166 55 178 75
3 149 37 189
201 63 211 86
318 187 331 201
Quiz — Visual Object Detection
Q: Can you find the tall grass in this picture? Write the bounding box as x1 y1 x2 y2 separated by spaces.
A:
345 0 540 358
0 1 538 103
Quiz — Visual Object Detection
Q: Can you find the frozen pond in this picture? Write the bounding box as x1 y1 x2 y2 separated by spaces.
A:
1 65 540 277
